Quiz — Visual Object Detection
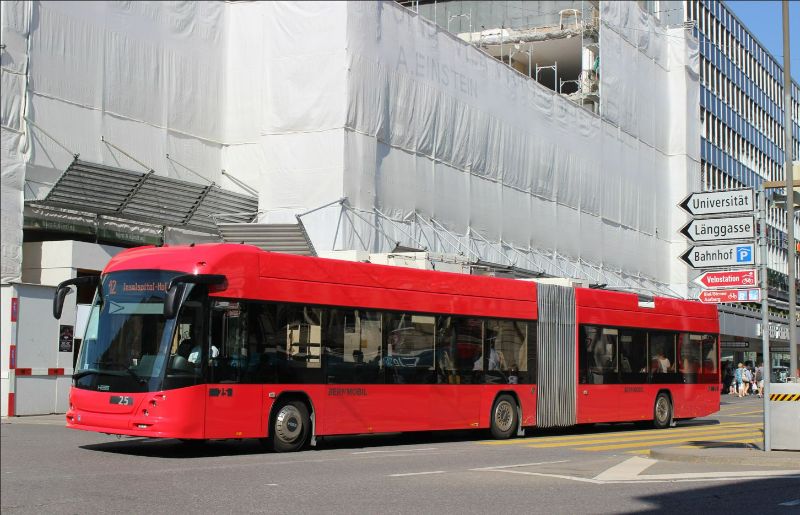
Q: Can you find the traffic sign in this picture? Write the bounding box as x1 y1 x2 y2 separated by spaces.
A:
698 288 761 304
679 189 754 216
694 269 757 289
680 243 755 268
679 215 755 242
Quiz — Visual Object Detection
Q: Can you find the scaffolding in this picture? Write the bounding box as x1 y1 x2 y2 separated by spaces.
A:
446 1 600 114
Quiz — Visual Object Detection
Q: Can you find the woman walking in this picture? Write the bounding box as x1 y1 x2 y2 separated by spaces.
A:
735 363 745 398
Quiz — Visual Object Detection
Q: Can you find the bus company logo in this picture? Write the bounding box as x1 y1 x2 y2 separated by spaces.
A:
623 387 643 393
328 387 367 397
108 280 117 295
97 384 110 391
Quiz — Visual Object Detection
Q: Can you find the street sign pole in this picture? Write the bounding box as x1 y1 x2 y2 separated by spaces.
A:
758 183 771 452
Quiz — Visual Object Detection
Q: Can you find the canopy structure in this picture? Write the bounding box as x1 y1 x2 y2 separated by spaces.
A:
26 159 258 233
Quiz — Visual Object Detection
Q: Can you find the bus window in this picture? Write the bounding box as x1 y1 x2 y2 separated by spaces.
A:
648 332 678 383
484 320 529 385
435 317 483 384
384 313 435 384
619 329 647 384
279 305 324 384
163 290 204 389
701 334 718 383
324 310 383 384
679 334 703 383
580 325 618 384
209 300 247 384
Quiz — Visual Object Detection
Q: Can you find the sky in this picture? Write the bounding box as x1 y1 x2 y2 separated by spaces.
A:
725 0 800 82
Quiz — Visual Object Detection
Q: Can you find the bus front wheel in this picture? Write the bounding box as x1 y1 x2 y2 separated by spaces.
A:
271 400 310 452
653 393 673 429
490 394 518 440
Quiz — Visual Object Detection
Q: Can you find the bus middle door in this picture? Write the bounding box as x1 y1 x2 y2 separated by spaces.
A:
204 301 263 439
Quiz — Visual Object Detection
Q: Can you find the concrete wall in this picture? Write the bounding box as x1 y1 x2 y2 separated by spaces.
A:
2 240 123 416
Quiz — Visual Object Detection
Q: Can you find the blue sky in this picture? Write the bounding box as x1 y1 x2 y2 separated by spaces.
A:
725 0 800 82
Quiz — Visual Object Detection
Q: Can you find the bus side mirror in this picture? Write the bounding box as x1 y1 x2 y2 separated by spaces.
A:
163 274 226 319
53 287 71 320
53 276 100 319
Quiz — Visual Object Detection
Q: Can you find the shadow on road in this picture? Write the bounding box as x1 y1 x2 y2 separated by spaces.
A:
633 477 800 513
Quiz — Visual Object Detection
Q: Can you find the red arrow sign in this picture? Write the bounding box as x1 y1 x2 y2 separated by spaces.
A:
694 269 757 289
698 288 760 304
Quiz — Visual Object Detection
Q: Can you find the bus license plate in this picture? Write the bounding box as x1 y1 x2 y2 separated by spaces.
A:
110 395 133 406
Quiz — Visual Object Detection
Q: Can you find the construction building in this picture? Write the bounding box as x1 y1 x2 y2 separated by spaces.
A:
408 0 799 387
0 0 795 415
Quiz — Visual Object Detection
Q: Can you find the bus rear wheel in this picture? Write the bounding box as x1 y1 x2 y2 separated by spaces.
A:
271 400 310 452
653 393 673 429
490 394 518 440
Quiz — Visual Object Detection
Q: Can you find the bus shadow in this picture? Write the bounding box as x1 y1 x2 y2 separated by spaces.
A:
80 438 269 458
78 419 722 457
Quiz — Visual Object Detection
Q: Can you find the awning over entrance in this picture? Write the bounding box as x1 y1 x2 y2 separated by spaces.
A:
26 160 258 232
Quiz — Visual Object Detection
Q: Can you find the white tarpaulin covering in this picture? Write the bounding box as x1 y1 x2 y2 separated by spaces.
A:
1 1 699 295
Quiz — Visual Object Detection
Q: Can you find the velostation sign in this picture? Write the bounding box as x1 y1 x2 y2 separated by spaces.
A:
678 188 758 304
694 269 757 289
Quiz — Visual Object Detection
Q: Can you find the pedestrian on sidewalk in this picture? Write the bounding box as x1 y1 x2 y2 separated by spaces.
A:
735 363 745 397
741 364 752 396
754 362 764 398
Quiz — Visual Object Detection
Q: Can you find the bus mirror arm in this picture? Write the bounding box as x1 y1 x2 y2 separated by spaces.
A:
53 276 99 319
164 274 226 319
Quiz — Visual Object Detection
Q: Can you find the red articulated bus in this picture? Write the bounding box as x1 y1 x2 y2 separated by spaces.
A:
53 243 720 452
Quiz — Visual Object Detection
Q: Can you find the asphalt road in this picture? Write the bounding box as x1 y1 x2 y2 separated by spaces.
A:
2 395 798 514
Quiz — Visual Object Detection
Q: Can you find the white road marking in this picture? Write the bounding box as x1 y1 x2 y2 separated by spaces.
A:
474 456 800 484
594 456 655 481
481 468 603 484
778 499 800 506
352 448 435 454
470 460 570 471
389 471 446 477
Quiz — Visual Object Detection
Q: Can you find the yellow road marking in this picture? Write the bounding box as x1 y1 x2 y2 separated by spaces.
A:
516 424 759 449
480 422 754 446
574 430 764 451
720 410 764 416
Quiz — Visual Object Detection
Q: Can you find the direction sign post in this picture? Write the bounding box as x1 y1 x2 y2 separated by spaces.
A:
680 243 755 269
694 269 758 289
679 215 755 242
698 288 761 304
679 189 754 216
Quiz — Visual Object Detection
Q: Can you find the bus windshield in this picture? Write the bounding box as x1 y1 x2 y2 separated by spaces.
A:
74 270 183 393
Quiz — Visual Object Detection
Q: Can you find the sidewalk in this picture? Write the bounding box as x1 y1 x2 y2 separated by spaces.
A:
651 444 800 468
1 414 65 424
